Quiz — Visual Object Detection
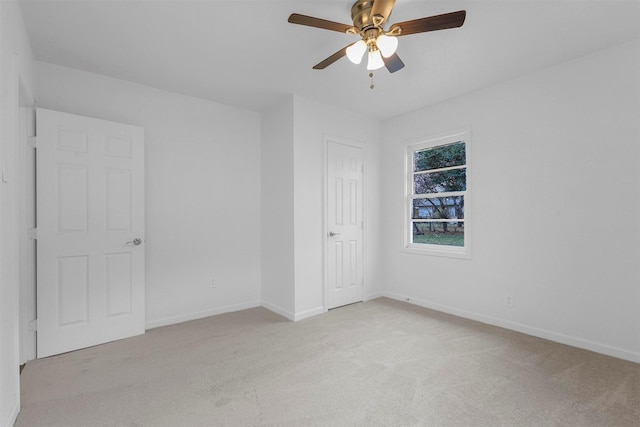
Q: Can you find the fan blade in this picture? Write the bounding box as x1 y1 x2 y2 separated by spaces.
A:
383 53 405 73
288 13 353 33
370 0 396 25
390 10 466 36
312 44 352 70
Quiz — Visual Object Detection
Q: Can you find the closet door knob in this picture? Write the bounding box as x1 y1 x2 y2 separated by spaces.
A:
126 238 143 246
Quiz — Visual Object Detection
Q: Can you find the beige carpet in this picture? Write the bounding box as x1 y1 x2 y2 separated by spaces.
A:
16 298 640 426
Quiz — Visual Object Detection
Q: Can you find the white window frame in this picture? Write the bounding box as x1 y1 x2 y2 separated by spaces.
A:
404 129 471 259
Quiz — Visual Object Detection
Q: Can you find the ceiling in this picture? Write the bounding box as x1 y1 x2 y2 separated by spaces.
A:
19 0 640 120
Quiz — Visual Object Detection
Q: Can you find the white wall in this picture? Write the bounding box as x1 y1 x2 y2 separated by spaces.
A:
34 60 382 333
35 61 263 329
0 2 35 426
261 97 295 318
293 95 383 319
381 39 640 362
260 95 383 321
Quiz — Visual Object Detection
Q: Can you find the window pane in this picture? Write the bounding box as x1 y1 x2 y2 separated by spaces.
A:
414 141 465 172
412 222 464 247
414 169 466 194
412 196 465 220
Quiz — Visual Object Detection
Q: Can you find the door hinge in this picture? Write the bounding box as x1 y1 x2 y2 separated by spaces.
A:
28 319 37 332
28 228 38 239
27 136 37 148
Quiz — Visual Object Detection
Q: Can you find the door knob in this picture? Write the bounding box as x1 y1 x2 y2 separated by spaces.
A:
328 231 341 237
126 238 143 246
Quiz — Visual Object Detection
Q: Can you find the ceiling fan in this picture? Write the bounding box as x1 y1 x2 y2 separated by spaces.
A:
288 0 466 74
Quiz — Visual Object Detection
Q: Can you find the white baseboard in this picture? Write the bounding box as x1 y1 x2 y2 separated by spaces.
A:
2 398 20 427
147 300 325 328
294 306 325 321
261 302 324 322
145 300 262 330
365 291 385 301
261 301 295 321
383 292 640 364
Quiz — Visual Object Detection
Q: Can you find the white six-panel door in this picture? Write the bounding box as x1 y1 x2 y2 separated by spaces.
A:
326 140 364 309
36 108 145 358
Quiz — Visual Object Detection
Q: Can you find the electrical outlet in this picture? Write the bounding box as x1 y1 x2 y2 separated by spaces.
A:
209 278 216 288
505 295 514 307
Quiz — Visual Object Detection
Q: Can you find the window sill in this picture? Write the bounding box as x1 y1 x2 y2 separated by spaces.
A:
402 245 472 260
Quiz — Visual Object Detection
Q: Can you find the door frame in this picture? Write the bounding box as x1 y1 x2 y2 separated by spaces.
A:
17 78 37 364
323 136 367 311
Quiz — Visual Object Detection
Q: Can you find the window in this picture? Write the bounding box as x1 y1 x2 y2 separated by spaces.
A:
405 131 470 258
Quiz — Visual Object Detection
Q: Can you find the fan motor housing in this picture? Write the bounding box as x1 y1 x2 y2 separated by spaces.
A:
351 0 376 31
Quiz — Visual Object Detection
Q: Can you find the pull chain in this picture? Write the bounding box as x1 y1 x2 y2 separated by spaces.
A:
369 72 375 89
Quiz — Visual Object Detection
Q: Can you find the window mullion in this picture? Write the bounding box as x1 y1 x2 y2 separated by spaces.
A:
412 219 465 223
413 164 466 175
412 191 466 199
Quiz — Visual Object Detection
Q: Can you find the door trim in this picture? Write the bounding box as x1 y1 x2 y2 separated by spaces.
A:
323 136 367 311
18 79 36 364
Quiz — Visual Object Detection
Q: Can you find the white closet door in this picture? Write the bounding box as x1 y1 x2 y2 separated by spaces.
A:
326 140 364 309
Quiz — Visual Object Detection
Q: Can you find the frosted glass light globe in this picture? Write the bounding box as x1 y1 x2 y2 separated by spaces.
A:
367 49 385 70
346 40 367 64
376 34 398 58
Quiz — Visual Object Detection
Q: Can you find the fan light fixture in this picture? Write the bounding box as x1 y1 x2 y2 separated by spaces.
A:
346 33 398 69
